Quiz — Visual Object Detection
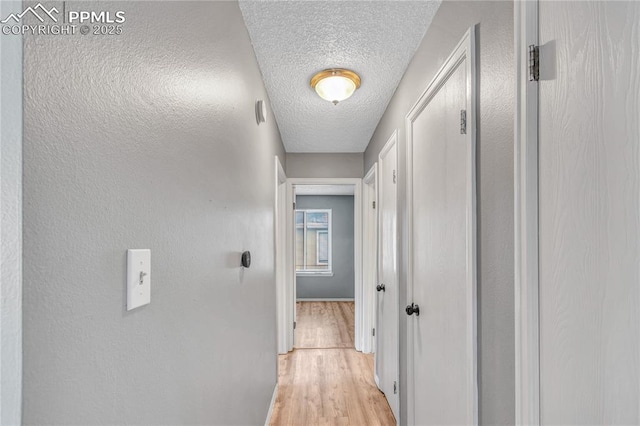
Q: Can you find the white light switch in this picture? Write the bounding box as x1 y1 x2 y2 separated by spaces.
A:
127 249 150 311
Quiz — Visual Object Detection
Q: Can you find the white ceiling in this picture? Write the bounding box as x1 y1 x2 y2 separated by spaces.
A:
295 184 355 196
239 1 441 153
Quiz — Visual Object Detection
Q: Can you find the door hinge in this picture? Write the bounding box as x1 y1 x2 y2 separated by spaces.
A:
528 44 539 82
293 321 296 329
372 327 375 337
460 109 467 134
393 381 397 394
392 170 397 184
293 202 296 210
372 201 376 209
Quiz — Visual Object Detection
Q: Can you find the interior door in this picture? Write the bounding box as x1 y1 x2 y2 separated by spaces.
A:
363 166 378 355
376 132 399 421
407 28 476 425
289 184 297 348
538 2 640 423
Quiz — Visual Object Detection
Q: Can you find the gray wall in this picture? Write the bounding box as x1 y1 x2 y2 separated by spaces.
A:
296 196 355 299
364 1 515 424
22 2 284 424
286 153 364 178
0 1 23 424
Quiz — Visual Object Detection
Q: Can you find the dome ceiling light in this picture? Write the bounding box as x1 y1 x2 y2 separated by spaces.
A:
310 69 361 105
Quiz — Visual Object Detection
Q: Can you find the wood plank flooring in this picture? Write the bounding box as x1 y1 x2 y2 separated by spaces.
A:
269 302 396 426
295 302 355 348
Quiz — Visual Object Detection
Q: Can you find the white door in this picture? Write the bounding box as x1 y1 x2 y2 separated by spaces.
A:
288 183 297 348
537 2 640 423
363 165 378 355
376 132 399 421
406 28 477 425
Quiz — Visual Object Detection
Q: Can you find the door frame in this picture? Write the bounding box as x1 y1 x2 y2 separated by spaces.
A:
274 156 290 354
514 1 540 424
405 26 477 425
362 164 378 354
285 178 363 351
0 5 23 423
376 130 400 422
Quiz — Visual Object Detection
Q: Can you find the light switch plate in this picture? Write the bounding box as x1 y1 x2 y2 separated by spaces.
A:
127 249 150 311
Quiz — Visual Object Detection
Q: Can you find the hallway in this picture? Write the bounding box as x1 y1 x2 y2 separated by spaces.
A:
270 302 396 425
7 0 639 424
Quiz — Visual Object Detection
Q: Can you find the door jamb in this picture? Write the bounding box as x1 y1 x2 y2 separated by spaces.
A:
286 178 363 351
377 130 400 423
514 1 540 424
405 26 478 425
362 164 378 354
274 156 289 354
0 5 23 423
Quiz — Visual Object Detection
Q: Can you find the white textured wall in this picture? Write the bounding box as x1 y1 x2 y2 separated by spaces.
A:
364 1 515 424
22 2 284 424
286 153 363 178
0 2 23 424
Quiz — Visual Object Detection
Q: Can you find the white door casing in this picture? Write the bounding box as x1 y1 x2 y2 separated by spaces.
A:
362 164 378 354
283 181 296 350
376 131 399 421
517 1 640 424
514 1 540 423
286 178 363 351
406 26 477 425
274 156 289 354
0 3 24 422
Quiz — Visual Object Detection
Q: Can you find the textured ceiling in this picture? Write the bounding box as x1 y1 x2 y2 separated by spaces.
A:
239 1 441 153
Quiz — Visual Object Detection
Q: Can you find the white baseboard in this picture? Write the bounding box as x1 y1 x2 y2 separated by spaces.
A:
264 383 278 426
296 298 355 302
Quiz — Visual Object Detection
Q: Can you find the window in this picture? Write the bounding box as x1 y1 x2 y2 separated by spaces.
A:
295 209 332 274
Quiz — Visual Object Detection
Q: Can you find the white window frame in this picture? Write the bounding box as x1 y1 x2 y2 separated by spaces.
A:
295 209 332 275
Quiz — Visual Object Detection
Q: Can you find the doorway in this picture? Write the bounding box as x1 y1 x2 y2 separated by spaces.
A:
276 178 363 354
294 183 356 349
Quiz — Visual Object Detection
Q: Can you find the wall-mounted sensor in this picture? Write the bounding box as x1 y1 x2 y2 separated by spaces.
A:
255 100 267 124
241 251 251 268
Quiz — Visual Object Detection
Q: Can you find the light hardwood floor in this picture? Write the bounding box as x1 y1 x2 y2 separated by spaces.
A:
269 302 396 426
295 301 355 349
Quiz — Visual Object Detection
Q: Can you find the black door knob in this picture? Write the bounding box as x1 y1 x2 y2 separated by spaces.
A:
376 284 386 292
405 303 420 316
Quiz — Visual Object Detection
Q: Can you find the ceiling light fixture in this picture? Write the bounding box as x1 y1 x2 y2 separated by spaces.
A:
310 68 361 105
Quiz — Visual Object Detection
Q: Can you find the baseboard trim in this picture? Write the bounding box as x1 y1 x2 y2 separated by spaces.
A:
296 298 355 302
264 383 278 426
